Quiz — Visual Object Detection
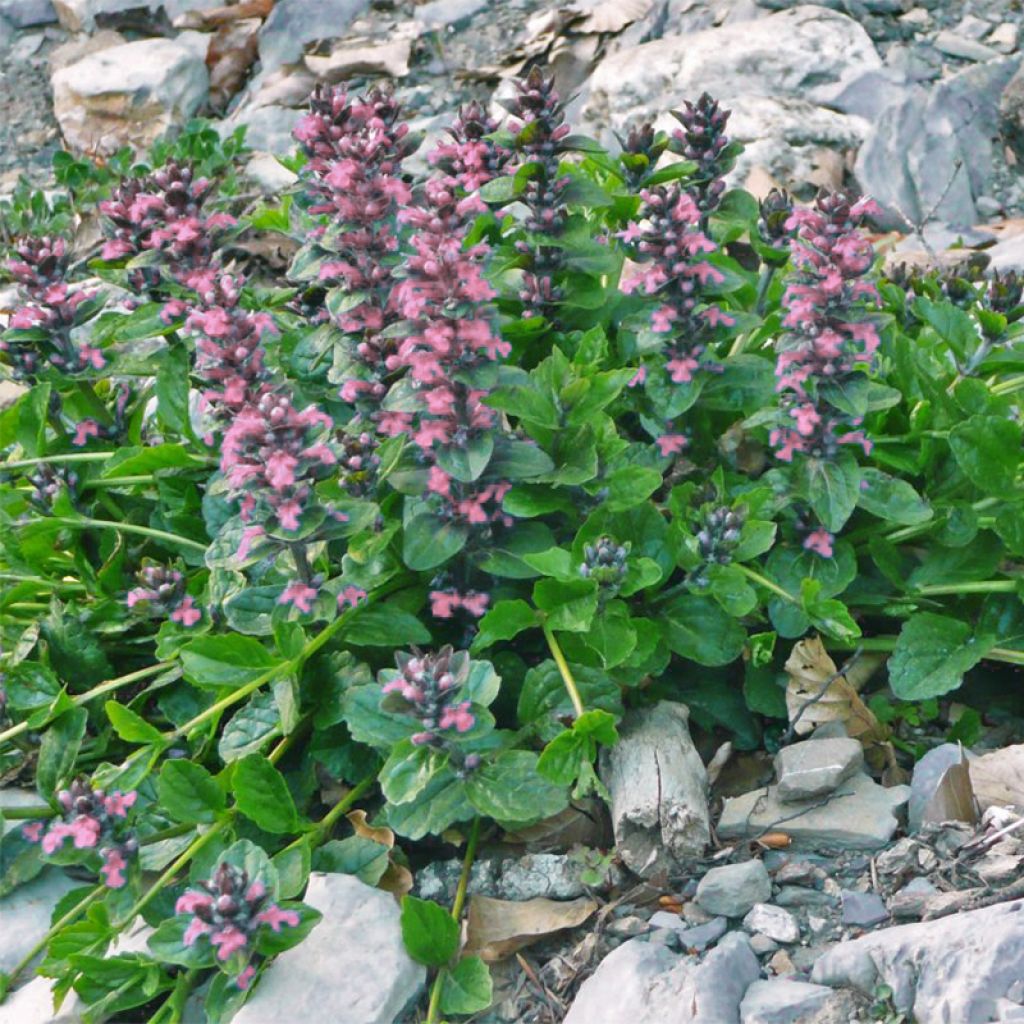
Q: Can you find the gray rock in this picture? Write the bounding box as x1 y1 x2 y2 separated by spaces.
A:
719 774 910 850
743 904 800 944
908 743 970 832
749 933 779 956
600 701 710 878
564 933 759 1024
0 0 54 26
816 67 912 121
259 0 370 72
233 872 424 1024
989 23 1019 55
413 0 486 30
739 979 836 1024
888 876 939 919
608 915 649 939
417 853 590 903
649 913 729 952
0 868 79 975
581 6 880 136
1008 979 1024 1002
933 30 1000 62
52 0 218 30
774 739 864 803
51 35 209 156
244 153 298 195
697 860 772 918
812 898 1024 1022
773 886 837 910
856 56 1023 231
987 233 1024 273
840 890 889 928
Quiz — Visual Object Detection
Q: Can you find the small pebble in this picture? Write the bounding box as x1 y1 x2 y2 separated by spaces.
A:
841 890 889 928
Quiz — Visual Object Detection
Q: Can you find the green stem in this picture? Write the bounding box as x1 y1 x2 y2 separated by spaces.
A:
83 476 156 490
45 518 208 553
542 622 584 719
426 817 482 1024
828 635 1024 667
4 886 104 991
1 804 55 819
917 580 1017 596
0 574 86 591
0 662 172 749
737 564 798 604
138 822 195 847
0 452 118 471
992 373 1024 396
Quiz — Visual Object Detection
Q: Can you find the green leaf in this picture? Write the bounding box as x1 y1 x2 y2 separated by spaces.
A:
601 466 662 512
342 604 432 647
440 957 493 1015
517 660 623 741
36 707 88 799
403 513 468 570
384 771 474 840
99 444 203 478
662 594 747 666
707 565 758 617
218 691 281 762
537 709 618 791
0 828 45 898
254 902 322 956
532 578 598 632
401 896 460 967
147 917 216 969
465 750 568 824
889 613 994 699
312 836 388 885
575 601 637 668
731 520 777 562
380 743 450 806
232 754 299 833
0 383 50 456
949 415 1022 495
472 600 538 651
105 701 164 744
179 635 277 690
857 468 932 525
799 452 861 532
156 761 225 824
154 346 192 437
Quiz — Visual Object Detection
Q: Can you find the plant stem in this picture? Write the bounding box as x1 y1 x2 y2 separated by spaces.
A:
0 662 172 749
827 635 1024 667
426 817 482 1024
737 564 798 604
0 452 119 471
83 476 157 489
542 622 584 718
0 804 55 819
138 822 195 847
917 580 1017 596
0 574 86 591
45 517 208 553
992 373 1024 396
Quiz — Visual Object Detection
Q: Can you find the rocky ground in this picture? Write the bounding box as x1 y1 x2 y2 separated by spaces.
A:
3 0 1024 1022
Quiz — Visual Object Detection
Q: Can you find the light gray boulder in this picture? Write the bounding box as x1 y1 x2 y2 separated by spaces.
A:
0 868 79 975
774 738 864 803
740 979 837 1024
812 898 1024 1022
697 861 772 918
258 0 370 72
742 904 800 944
233 872 425 1024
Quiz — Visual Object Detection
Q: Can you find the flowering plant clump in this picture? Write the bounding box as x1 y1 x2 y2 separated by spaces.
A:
2 70 1024 1023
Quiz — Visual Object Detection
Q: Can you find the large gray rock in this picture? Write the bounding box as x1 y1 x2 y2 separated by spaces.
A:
740 979 838 1024
743 904 800 944
581 6 880 135
812 898 1024 1022
697 861 772 918
718 773 910 850
856 56 1023 230
600 701 710 878
51 35 209 155
774 738 864 803
233 872 424 1024
51 0 218 30
258 0 370 72
564 932 760 1024
0 868 79 975
907 743 969 832
417 853 591 904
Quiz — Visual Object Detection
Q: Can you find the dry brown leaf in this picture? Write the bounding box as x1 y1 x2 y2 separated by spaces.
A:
346 809 395 849
465 895 598 962
922 748 978 827
784 638 895 773
378 860 414 899
969 744 1024 811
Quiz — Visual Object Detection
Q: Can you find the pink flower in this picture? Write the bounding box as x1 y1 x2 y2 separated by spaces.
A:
21 822 44 842
211 926 249 961
265 451 299 491
803 529 834 559
236 525 265 562
72 419 101 447
430 590 460 618
79 345 106 369
656 433 688 456
254 905 300 932
279 581 319 614
183 917 212 947
276 500 303 531
101 848 128 888
667 356 700 383
439 701 475 733
460 592 490 617
628 365 647 387
338 585 367 609
170 596 202 627
236 966 256 990
176 891 214 915
103 791 137 818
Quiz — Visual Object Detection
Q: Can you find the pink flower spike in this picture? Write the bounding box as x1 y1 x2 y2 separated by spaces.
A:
430 591 460 618
236 966 256 991
255 904 300 932
627 366 647 388
656 433 688 457
21 822 44 843
338 585 367 610
176 891 214 915
103 790 137 818
245 881 266 901
183 917 212 947
279 581 319 614
41 823 74 854
460 592 490 617
803 529 835 559
101 848 128 889
68 816 102 849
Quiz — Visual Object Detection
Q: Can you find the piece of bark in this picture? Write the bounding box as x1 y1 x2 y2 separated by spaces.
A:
599 701 710 878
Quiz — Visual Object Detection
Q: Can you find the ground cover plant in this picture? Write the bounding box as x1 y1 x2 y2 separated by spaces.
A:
0 67 1023 1022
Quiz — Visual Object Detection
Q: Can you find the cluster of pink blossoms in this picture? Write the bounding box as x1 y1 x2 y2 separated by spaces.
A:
771 190 882 556
294 86 418 408
177 861 298 989
381 647 477 748
23 778 137 889
2 235 104 378
126 564 201 627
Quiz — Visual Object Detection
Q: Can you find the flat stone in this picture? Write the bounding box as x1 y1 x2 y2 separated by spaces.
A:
989 23 1019 55
697 860 772 918
258 0 370 72
750 934 779 956
51 35 209 156
564 933 759 1024
739 979 836 1024
233 872 424 1024
773 885 837 910
817 67 912 120
774 738 864 803
719 773 910 850
933 30 999 62
648 913 729 952
220 104 301 155
840 890 889 928
581 6 880 136
0 868 79 975
812 899 1024 1022
743 904 800 944
908 743 971 832
0 0 54 26
413 0 487 30
245 153 298 195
